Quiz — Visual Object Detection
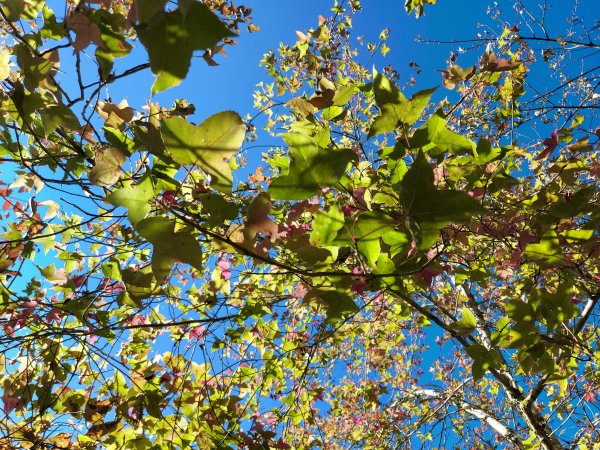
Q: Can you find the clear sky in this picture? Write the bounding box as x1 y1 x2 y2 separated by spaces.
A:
104 0 598 152
107 0 487 118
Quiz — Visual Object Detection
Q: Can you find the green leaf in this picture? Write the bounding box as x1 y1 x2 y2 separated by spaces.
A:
20 0 44 19
473 139 501 164
105 175 155 225
132 121 169 160
40 104 80 136
104 126 136 154
524 230 563 265
161 111 245 192
561 228 594 244
89 147 126 186
3 0 43 20
332 84 358 106
269 132 357 200
136 3 235 94
357 238 381 268
135 217 203 281
310 206 344 246
466 344 502 380
450 307 477 335
401 152 484 223
2 0 24 21
38 264 67 285
95 15 133 80
539 284 578 329
369 68 436 137
412 112 475 156
404 0 438 17
120 265 155 305
41 6 65 40
381 230 408 257
15 44 55 89
197 193 239 226
304 289 358 322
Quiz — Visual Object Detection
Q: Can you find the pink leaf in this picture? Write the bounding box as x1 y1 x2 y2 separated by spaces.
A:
160 190 177 207
46 308 62 324
22 298 39 315
70 274 86 288
291 283 308 299
217 255 231 280
67 11 104 53
189 326 206 340
584 390 597 403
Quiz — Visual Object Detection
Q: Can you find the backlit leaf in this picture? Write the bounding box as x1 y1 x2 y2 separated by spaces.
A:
524 230 563 265
369 68 436 137
136 217 203 280
137 2 235 94
161 111 245 192
105 175 155 225
89 147 125 186
269 132 357 200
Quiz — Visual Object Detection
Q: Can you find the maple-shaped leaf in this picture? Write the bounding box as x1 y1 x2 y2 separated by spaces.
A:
438 64 475 89
244 193 278 240
404 0 438 17
67 10 104 53
104 175 155 225
89 147 125 186
160 111 245 192
268 132 357 200
536 129 558 160
136 2 236 94
135 217 203 281
481 50 521 72
97 101 135 131
369 68 437 137
248 166 265 184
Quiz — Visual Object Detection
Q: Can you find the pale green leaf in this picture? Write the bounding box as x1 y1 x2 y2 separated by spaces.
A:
89 147 125 186
161 111 245 192
269 132 357 200
0 49 11 81
369 68 436 137
524 230 563 265
40 104 80 136
105 175 155 225
135 217 203 281
310 205 344 246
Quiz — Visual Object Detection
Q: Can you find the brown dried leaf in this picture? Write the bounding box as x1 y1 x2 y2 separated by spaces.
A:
97 100 135 130
481 51 521 72
244 193 278 240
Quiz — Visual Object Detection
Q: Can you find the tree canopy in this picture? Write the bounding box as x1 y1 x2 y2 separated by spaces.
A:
0 0 599 449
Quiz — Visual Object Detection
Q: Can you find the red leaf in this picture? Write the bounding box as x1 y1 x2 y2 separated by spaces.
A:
536 129 558 160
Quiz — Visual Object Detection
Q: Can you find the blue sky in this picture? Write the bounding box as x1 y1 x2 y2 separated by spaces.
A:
3 0 599 445
108 0 479 118
101 0 599 151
